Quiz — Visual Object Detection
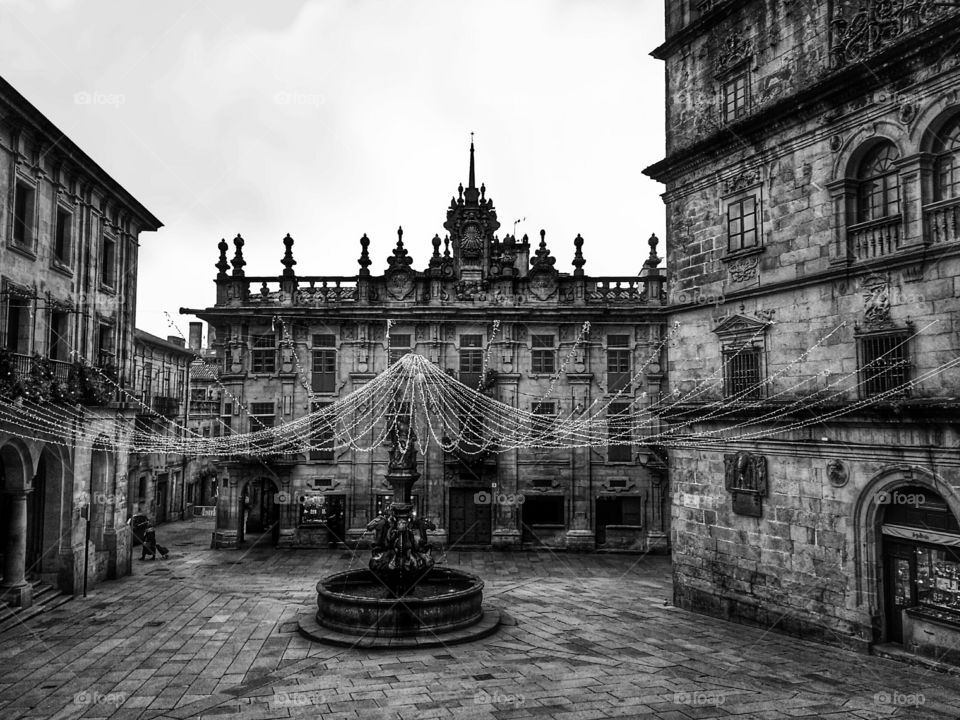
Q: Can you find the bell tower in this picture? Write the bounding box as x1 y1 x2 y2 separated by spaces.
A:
443 137 501 284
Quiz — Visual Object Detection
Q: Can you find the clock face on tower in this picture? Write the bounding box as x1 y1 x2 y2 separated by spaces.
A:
460 225 482 259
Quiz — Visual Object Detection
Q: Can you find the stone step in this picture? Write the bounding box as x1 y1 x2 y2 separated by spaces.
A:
0 580 72 635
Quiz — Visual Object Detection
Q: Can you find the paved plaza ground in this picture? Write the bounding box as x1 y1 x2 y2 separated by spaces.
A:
1 517 959 720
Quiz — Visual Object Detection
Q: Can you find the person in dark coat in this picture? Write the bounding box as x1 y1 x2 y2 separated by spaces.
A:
141 522 169 560
141 523 157 560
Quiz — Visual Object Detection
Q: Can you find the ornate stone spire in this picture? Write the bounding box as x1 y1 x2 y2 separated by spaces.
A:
231 234 246 277
216 238 230 278
468 134 476 190
572 234 585 276
358 233 371 276
464 136 480 205
387 226 413 271
281 233 296 278
531 229 556 271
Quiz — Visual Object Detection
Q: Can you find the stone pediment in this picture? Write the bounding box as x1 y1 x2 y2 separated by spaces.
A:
712 314 769 340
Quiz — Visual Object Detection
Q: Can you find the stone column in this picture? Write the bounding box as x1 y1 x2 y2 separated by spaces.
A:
647 470 670 553
212 469 240 549
104 458 118 579
826 178 857 265
566 377 595 550
896 153 933 249
492 376 521 549
1 491 32 608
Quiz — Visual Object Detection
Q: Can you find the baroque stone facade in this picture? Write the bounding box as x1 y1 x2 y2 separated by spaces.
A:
183 145 670 553
646 1 960 662
0 75 162 604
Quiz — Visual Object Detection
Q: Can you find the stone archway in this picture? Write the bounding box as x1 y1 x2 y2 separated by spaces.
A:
0 439 36 607
853 466 960 646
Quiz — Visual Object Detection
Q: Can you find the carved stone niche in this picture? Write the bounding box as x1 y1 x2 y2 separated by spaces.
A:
723 451 768 518
827 459 848 488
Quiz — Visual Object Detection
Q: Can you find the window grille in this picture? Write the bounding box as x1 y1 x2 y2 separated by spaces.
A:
859 333 910 397
723 345 763 399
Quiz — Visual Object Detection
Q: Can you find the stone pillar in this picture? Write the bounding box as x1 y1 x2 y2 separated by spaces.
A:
826 178 857 265
277 474 296 548
1 492 32 608
104 460 118 579
647 471 670 553
211 470 240 549
566 377 595 550
896 153 933 249
492 377 521 549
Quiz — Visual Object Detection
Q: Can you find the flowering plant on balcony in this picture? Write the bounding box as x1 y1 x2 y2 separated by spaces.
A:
20 353 54 404
0 348 21 400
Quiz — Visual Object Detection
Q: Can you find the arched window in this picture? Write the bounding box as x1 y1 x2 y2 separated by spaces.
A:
933 116 960 201
857 143 900 222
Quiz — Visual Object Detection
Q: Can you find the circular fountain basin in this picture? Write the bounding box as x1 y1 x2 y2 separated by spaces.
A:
318 567 483 637
298 566 502 647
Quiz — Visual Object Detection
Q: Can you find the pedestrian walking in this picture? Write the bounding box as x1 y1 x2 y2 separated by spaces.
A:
141 522 169 560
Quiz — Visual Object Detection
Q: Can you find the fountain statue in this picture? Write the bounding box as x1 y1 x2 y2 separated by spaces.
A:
302 402 500 647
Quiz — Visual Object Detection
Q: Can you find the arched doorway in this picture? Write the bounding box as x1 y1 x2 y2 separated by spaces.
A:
0 440 34 606
238 477 280 546
879 484 960 644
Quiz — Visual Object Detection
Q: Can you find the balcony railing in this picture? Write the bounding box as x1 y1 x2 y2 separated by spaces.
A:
0 351 117 405
924 197 960 245
849 215 901 260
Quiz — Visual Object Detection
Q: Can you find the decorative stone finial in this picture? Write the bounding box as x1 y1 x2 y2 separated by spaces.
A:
216 238 229 277
573 233 585 276
387 227 413 272
430 233 442 267
281 233 296 278
358 233 371 276
531 229 556 271
231 234 246 277
644 233 661 269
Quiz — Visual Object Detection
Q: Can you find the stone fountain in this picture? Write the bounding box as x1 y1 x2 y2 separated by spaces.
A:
299 411 500 647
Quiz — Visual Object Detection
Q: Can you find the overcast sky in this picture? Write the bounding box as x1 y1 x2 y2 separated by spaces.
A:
2 0 666 341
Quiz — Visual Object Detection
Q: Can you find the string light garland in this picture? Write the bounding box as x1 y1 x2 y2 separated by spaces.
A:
2 319 957 459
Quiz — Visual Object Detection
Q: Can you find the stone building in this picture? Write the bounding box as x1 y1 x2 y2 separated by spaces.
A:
185 321 222 513
0 75 161 605
128 330 193 524
182 145 670 553
645 1 960 663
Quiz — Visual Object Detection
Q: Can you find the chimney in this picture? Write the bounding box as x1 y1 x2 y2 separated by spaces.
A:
166 335 185 347
189 322 203 351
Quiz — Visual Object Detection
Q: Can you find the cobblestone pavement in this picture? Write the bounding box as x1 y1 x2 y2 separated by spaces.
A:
2 518 959 720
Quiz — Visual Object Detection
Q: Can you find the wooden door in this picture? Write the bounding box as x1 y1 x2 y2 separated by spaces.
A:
448 488 491 546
